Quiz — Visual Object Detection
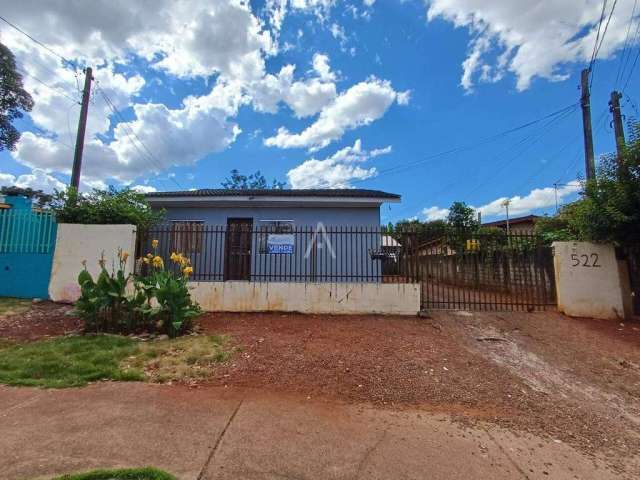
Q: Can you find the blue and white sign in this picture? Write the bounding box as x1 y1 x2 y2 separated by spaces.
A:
267 234 294 254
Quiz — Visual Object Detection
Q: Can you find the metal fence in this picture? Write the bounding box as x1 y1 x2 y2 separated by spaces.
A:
419 232 556 311
136 224 419 283
0 209 57 254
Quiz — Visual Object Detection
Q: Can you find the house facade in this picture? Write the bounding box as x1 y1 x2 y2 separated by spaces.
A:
144 189 403 283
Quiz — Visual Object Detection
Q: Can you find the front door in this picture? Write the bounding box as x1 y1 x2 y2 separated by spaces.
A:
224 218 253 280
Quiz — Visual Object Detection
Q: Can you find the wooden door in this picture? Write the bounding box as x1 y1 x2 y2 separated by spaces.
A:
224 218 253 280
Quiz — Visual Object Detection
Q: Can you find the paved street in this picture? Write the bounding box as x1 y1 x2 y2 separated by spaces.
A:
0 383 622 480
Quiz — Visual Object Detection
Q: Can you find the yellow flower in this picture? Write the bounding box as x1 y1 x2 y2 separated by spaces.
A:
170 252 178 262
120 251 130 262
151 239 159 249
142 257 150 264
182 266 193 277
152 256 164 268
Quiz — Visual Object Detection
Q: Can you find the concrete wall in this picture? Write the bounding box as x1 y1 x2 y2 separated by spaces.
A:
553 241 633 320
189 281 420 315
49 224 137 303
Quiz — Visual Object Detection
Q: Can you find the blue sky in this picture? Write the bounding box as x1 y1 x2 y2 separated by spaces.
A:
1 0 638 224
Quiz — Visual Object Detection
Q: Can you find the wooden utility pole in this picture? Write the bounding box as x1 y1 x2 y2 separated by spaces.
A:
70 67 93 190
580 69 596 180
609 90 626 170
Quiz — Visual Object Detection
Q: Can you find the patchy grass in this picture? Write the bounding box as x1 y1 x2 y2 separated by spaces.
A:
0 297 31 316
50 467 176 480
123 335 235 383
0 335 143 388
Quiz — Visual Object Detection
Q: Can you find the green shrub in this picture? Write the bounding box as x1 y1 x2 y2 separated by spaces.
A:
76 242 200 338
50 187 164 229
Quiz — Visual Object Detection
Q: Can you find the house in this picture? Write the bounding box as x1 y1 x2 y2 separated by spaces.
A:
482 214 540 234
144 188 402 282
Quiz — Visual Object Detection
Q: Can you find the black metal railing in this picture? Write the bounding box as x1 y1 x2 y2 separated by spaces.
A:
418 232 557 311
136 224 419 284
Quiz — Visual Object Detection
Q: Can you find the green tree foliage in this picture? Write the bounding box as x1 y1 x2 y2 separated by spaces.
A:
221 169 286 189
0 42 34 151
447 201 478 233
50 187 164 229
0 186 52 207
535 120 640 245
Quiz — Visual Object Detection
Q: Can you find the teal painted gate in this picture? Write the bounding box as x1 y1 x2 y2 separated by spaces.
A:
0 198 57 299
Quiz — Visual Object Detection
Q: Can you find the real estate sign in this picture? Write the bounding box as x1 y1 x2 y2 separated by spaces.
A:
267 234 294 254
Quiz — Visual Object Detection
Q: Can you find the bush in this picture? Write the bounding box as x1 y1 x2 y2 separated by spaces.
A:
51 187 164 229
75 242 200 338
52 467 177 480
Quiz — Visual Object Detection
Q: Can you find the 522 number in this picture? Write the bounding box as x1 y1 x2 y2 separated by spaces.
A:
571 253 600 267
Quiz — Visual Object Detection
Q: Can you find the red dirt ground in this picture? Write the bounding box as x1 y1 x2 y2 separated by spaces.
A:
197 311 640 474
0 301 80 341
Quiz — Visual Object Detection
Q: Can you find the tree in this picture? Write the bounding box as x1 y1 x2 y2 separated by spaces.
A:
0 186 52 207
0 42 34 151
221 169 286 190
446 201 478 233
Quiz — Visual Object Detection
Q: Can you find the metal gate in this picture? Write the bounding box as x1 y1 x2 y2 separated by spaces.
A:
0 207 57 299
418 232 556 311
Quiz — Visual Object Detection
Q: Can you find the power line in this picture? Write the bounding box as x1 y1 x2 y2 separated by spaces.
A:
589 0 609 72
96 84 184 190
353 103 578 184
17 68 80 104
614 0 638 87
0 15 77 68
590 0 619 87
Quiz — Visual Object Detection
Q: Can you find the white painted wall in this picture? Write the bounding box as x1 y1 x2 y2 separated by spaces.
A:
553 241 633 320
189 281 420 315
49 224 137 303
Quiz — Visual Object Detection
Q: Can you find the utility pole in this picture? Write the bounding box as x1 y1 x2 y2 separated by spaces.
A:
70 67 93 190
609 90 626 172
501 199 511 236
580 69 596 181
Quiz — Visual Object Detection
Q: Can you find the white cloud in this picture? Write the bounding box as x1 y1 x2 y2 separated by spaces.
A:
265 78 405 150
476 181 581 217
420 181 581 222
427 0 640 91
312 53 336 82
363 0 376 6
0 168 66 193
422 206 449 221
131 185 158 194
287 138 391 188
250 63 337 118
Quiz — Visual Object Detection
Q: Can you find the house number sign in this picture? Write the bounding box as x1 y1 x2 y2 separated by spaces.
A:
570 252 601 268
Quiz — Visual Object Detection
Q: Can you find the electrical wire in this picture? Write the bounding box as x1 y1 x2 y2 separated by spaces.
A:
590 0 619 87
0 15 77 68
96 84 184 190
614 0 638 87
352 103 579 185
17 68 80 104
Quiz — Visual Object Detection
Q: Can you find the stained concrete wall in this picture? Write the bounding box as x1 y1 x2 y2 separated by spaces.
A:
49 224 137 303
189 281 420 315
553 241 633 320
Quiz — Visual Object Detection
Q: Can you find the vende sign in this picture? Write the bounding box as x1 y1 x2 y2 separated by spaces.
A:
267 234 294 254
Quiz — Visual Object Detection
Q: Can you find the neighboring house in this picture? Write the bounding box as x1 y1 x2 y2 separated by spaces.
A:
144 189 401 282
482 214 540 234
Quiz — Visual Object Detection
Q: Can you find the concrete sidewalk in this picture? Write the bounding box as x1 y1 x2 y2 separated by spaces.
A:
0 383 620 480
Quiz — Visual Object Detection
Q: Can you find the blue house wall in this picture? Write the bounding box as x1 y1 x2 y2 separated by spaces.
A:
149 205 384 282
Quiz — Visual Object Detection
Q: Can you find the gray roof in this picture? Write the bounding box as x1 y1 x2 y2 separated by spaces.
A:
146 188 400 200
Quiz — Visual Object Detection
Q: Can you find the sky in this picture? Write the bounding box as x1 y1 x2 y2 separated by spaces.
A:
0 0 638 224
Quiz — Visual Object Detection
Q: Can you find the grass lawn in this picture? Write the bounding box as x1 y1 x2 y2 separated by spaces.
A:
0 334 234 388
0 297 32 316
0 335 143 388
50 467 176 479
123 334 235 383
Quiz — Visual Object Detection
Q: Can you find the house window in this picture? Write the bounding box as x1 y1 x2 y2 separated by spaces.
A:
171 221 204 254
258 220 294 253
